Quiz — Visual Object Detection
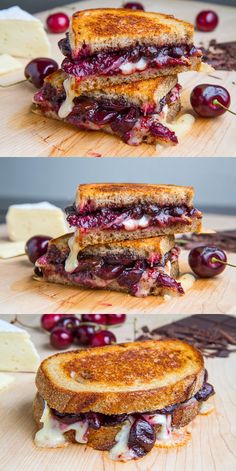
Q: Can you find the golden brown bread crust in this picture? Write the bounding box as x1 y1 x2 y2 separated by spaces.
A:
34 392 200 450
77 183 195 210
70 9 194 57
71 57 201 93
35 340 204 415
43 70 179 109
74 219 202 249
47 233 176 258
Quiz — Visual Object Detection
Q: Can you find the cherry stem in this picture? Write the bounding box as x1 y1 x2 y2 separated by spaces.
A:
212 257 236 268
212 99 236 116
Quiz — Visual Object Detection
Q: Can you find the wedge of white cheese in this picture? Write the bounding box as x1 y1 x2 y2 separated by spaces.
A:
0 372 14 391
6 201 69 242
0 6 50 58
0 241 25 259
0 319 40 372
0 53 23 75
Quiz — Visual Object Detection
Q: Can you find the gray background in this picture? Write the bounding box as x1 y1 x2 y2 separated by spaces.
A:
0 158 235 223
1 0 236 13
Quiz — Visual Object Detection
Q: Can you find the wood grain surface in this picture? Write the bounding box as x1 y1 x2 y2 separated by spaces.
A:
0 0 236 157
0 314 236 471
0 213 236 315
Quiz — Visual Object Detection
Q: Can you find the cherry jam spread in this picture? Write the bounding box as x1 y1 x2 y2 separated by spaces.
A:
59 36 201 78
44 244 183 296
34 83 181 145
65 203 201 231
49 376 214 457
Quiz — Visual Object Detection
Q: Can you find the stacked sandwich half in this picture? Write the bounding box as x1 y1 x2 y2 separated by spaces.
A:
33 8 204 146
36 183 202 297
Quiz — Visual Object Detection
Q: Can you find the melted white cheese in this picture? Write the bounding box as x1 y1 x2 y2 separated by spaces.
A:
199 401 214 415
168 114 195 139
34 402 89 448
120 58 147 75
109 419 136 461
58 78 76 119
65 235 80 273
123 214 150 231
143 414 172 441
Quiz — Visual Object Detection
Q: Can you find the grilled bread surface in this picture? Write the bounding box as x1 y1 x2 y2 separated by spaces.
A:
35 339 204 415
77 183 195 211
70 57 201 93
41 69 179 109
74 219 202 249
69 9 194 57
47 233 176 258
34 392 200 450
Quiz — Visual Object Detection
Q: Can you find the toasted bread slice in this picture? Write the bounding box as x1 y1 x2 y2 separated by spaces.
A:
73 219 201 249
35 339 204 415
36 233 182 298
33 70 181 146
69 58 201 94
34 391 200 451
76 183 195 211
47 232 175 259
69 9 194 57
43 70 178 111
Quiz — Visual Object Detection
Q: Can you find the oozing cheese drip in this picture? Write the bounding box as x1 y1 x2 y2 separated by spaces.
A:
34 402 88 448
109 419 136 461
58 78 76 119
65 235 80 273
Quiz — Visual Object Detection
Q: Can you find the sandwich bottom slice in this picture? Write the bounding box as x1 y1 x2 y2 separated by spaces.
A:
33 339 215 461
32 70 181 146
35 234 184 297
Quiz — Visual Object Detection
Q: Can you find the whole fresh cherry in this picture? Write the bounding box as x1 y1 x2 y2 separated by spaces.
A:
74 324 97 346
41 314 73 331
190 84 231 118
105 314 126 325
123 2 145 10
189 246 228 278
57 316 80 333
50 326 74 349
25 58 58 88
46 12 70 34
25 235 52 264
196 10 219 32
81 314 108 325
90 330 116 347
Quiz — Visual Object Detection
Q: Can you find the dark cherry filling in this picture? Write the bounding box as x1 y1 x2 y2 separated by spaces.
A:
34 83 181 145
50 377 214 457
65 203 201 231
59 36 201 78
45 245 183 295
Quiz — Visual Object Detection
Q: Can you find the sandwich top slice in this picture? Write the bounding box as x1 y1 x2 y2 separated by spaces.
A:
59 9 203 91
36 233 184 297
34 339 215 461
65 183 202 248
33 70 181 146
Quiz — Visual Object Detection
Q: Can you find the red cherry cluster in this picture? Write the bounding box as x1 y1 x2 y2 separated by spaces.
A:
41 314 126 350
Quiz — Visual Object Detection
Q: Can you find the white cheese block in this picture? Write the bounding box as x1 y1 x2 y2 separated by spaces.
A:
0 53 23 75
0 6 50 58
6 202 69 242
0 319 40 372
0 241 25 259
0 372 14 391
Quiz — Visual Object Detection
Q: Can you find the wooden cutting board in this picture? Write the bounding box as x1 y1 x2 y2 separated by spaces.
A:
0 0 236 157
0 213 236 315
1 314 236 471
